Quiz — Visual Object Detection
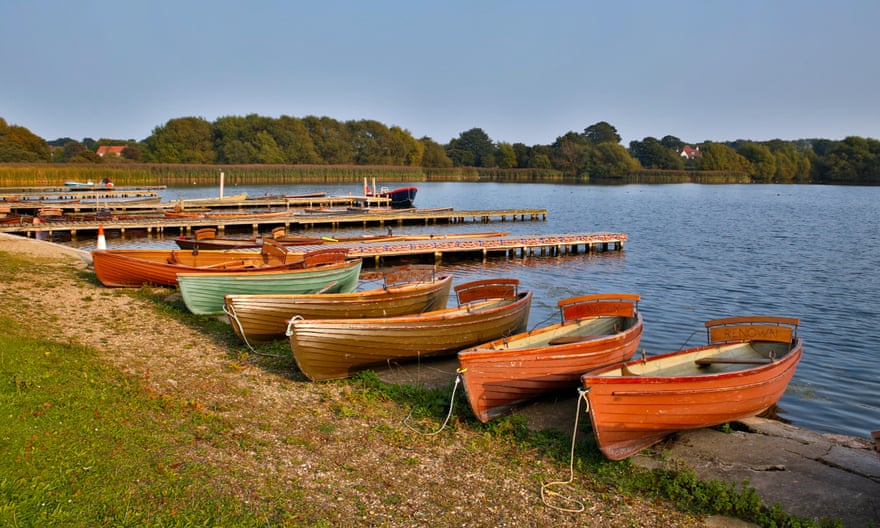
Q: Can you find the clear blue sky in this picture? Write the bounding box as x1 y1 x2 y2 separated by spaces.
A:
3 0 879 146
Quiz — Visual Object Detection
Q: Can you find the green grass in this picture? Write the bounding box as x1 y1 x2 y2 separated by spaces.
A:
0 323 263 526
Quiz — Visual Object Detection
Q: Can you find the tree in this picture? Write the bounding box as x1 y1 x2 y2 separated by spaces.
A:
143 117 215 163
629 137 684 170
550 132 590 177
351 121 418 166
817 136 880 184
389 126 423 166
660 135 685 151
0 119 51 162
273 115 321 164
446 128 495 167
213 115 254 164
528 145 554 169
695 142 752 173
121 145 142 162
583 121 621 145
419 136 453 168
736 141 776 182
512 143 530 168
587 143 640 179
496 142 516 169
56 140 92 163
254 131 286 164
303 116 354 164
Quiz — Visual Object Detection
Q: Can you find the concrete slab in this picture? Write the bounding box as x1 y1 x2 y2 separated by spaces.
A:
631 418 880 527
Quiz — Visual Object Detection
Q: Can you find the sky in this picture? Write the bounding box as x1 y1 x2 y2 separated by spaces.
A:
3 0 880 147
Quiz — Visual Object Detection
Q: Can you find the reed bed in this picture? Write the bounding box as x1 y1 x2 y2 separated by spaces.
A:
0 163 745 187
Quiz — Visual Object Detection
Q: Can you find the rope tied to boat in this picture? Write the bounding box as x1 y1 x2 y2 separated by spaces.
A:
285 315 304 337
223 304 288 358
540 388 591 513
223 303 257 355
402 368 465 436
529 311 556 333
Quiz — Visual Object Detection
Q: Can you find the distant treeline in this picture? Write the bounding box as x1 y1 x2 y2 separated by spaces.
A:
1 115 878 185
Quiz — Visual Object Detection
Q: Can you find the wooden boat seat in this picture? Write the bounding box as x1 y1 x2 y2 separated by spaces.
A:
455 278 519 304
271 226 286 239
202 259 249 269
548 335 596 346
261 238 290 262
695 357 773 366
194 227 217 240
303 248 349 268
558 293 639 322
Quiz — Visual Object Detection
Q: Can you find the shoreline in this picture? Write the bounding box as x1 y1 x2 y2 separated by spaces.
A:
2 232 879 526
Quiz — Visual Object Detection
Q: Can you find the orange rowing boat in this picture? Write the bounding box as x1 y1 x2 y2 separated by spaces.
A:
581 316 803 460
458 293 643 422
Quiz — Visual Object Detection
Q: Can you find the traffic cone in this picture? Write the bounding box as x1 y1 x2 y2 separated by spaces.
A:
97 224 107 250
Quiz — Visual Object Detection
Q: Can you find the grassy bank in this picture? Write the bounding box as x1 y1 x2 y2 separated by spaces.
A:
0 250 834 527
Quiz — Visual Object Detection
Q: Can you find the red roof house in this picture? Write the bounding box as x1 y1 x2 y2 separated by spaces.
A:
96 146 126 157
680 145 701 160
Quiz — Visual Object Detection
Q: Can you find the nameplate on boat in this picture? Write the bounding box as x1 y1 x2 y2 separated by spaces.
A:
709 325 793 344
562 301 635 321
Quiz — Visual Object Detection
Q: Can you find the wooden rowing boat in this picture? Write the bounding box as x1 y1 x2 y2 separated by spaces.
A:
458 293 643 423
178 256 362 315
580 316 803 461
224 266 453 343
91 239 305 287
175 227 346 250
288 278 532 381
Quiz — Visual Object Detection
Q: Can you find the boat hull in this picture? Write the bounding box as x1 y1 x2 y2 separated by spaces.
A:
178 259 363 315
91 248 300 287
581 316 803 460
289 286 532 381
368 186 417 208
458 293 643 422
224 273 453 343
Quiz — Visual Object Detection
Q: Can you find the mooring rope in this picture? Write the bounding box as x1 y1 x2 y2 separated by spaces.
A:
223 304 258 355
225 304 290 358
528 310 557 332
540 388 591 513
403 369 464 436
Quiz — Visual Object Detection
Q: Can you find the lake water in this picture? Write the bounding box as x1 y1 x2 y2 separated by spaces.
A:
77 181 880 440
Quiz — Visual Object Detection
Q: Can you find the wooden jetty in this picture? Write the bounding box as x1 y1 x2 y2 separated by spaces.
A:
0 189 388 215
0 208 548 238
338 232 626 266
0 186 165 203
